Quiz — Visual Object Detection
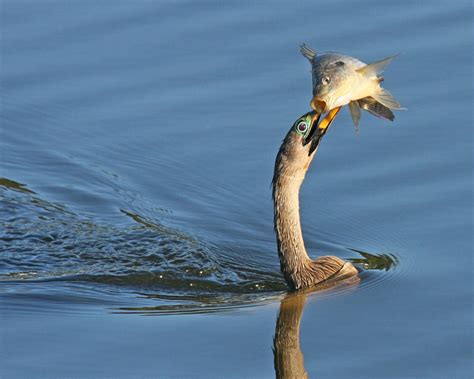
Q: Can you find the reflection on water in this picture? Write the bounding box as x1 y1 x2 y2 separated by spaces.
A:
273 253 397 379
274 291 311 379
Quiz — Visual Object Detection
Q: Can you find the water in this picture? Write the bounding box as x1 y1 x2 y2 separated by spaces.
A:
0 0 472 377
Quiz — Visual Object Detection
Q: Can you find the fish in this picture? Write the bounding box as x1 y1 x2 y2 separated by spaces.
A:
300 44 403 130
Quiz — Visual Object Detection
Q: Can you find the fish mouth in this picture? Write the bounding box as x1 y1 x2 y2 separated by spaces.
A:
310 97 328 114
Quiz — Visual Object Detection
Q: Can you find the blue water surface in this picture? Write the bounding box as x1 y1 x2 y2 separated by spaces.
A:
1 0 472 378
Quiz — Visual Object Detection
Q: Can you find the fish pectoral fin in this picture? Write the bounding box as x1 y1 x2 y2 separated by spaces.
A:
356 54 398 77
299 43 316 62
358 97 395 121
372 87 405 110
348 101 361 132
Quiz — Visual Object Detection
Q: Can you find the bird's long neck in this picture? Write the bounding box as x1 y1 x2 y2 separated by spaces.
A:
273 171 312 290
272 108 345 291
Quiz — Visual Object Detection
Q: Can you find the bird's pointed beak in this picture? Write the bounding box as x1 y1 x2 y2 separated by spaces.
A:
317 106 342 131
305 107 342 156
302 111 321 147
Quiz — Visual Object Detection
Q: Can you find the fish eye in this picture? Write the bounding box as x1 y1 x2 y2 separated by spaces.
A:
322 76 331 85
295 120 308 135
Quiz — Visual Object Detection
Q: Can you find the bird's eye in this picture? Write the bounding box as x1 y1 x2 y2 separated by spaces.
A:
295 121 308 135
322 76 331 85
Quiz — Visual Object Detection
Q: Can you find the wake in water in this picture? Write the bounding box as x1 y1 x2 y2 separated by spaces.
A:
0 177 398 314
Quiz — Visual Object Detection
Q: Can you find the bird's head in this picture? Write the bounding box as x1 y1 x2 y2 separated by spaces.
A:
275 108 341 179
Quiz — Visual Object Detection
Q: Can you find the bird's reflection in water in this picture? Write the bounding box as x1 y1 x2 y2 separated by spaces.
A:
272 277 359 379
273 291 309 379
273 251 396 379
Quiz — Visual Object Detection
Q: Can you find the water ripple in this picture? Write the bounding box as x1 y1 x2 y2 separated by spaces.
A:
1 178 399 314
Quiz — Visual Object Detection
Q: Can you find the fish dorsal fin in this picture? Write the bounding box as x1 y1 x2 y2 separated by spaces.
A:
300 43 316 62
356 54 398 77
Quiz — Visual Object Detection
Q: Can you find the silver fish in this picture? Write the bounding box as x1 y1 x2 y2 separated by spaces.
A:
300 44 403 130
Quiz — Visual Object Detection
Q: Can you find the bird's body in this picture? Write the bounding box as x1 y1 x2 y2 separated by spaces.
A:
300 44 403 129
272 109 358 290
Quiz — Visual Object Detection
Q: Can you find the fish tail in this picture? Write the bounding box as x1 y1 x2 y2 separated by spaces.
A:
299 43 316 61
372 87 404 110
